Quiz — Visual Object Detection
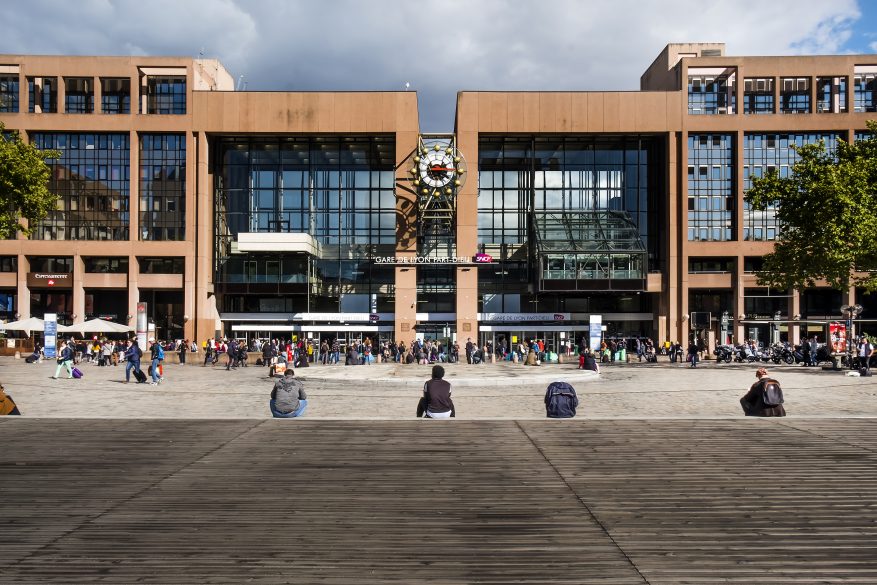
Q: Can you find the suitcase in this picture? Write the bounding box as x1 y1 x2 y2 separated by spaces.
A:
134 368 147 383
72 367 83 379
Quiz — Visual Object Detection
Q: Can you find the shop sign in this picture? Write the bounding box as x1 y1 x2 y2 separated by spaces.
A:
374 256 492 265
26 272 73 288
478 313 570 322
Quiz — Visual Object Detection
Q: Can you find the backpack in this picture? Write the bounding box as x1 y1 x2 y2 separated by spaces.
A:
137 346 143 358
761 378 784 407
545 381 578 419
155 345 165 360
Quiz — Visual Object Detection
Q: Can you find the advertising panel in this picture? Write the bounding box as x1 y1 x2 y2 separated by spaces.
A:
588 315 602 352
829 321 847 354
137 302 148 350
44 313 57 359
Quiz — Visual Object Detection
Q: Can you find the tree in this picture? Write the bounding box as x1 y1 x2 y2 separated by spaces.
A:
0 121 61 239
744 120 877 293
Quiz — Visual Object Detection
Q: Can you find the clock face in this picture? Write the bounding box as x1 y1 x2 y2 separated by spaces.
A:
418 150 455 188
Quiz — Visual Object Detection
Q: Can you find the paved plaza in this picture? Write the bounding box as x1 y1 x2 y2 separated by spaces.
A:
4 357 877 583
1 355 876 419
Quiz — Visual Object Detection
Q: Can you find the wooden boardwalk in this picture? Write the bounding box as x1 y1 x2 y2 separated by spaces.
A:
1 418 876 584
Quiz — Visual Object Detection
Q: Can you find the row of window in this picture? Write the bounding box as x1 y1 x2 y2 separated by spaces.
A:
0 256 184 274
687 70 875 114
0 74 186 114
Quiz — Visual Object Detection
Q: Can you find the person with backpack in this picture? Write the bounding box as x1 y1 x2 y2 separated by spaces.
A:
269 368 308 417
740 367 786 417
545 381 579 418
148 338 165 385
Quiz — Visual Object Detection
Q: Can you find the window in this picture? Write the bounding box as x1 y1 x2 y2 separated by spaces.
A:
64 77 94 114
27 77 57 113
0 256 17 272
816 77 847 113
28 257 73 273
744 257 764 273
743 77 774 114
146 76 186 114
0 75 19 113
688 134 733 241
32 132 130 240
743 133 841 240
84 257 129 273
100 78 130 114
140 134 185 240
139 257 184 274
854 69 877 113
688 68 737 114
780 77 810 113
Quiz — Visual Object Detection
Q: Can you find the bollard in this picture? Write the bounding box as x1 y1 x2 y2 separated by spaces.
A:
15 351 21 359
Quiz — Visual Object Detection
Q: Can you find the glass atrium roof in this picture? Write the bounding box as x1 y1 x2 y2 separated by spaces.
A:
533 211 647 254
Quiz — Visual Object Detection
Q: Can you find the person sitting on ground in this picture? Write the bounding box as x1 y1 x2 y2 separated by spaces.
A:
740 367 786 417
416 364 455 419
545 381 579 418
270 369 308 418
525 346 539 366
0 383 21 415
580 349 600 373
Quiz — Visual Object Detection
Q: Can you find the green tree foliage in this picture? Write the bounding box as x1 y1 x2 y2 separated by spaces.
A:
745 120 877 292
0 121 61 238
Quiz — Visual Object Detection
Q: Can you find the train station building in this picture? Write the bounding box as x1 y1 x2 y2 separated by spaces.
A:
0 43 875 349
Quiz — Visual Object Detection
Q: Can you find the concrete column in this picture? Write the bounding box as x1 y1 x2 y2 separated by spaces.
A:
790 289 801 344
127 259 139 331
140 72 148 115
455 129 479 342
72 254 85 324
58 76 66 114
184 131 197 342
808 75 816 114
393 130 418 343
93 77 102 114
734 272 745 343
194 131 217 343
17 256 30 320
772 76 780 114
129 130 139 241
735 129 745 242
675 131 688 343
664 131 679 344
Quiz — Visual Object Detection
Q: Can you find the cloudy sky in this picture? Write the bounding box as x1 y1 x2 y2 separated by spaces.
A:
3 0 876 131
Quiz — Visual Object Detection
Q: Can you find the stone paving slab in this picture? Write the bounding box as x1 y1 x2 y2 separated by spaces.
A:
1 357 876 419
1 419 876 584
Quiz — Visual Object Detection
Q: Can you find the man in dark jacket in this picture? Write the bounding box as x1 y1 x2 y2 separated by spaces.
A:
417 365 455 418
226 339 238 370
545 381 579 418
740 367 786 417
270 369 308 417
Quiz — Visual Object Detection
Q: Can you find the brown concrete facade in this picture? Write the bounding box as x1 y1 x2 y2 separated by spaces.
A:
2 45 876 347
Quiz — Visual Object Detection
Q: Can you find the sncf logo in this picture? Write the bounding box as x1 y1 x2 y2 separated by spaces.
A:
473 253 493 263
553 314 565 321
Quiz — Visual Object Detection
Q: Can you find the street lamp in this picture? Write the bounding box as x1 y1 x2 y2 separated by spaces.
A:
773 310 782 344
840 304 864 367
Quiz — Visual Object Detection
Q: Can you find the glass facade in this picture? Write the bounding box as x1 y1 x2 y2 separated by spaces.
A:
214 136 396 314
28 77 57 113
687 134 733 241
101 78 130 114
140 134 186 241
0 75 19 112
854 72 876 112
146 76 186 114
780 77 810 113
816 77 847 113
64 77 94 114
32 133 130 240
688 70 736 114
743 78 774 114
743 132 841 241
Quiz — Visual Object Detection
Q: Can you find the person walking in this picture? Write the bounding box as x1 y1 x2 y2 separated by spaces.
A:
687 339 699 368
740 367 786 416
226 339 238 370
124 340 143 383
148 338 164 385
178 339 187 365
52 341 75 379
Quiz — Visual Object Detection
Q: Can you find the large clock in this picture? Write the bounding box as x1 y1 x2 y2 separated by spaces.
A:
411 139 466 194
418 149 456 188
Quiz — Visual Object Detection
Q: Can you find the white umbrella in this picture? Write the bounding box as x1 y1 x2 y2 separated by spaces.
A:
66 318 134 335
0 317 45 332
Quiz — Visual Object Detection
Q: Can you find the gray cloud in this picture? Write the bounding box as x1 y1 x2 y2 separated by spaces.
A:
1 0 863 130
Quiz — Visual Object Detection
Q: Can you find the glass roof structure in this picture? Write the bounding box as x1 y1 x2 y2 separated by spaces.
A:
533 211 647 254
